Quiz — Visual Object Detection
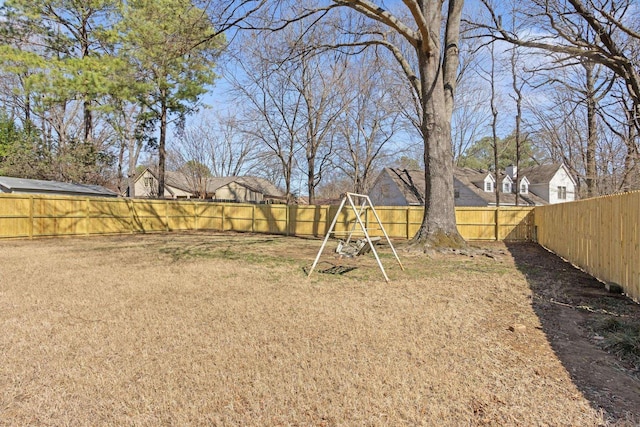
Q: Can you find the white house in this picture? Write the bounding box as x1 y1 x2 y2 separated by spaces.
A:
369 163 576 207
516 163 577 204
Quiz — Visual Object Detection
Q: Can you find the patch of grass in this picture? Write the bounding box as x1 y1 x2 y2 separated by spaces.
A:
159 244 296 266
591 317 640 372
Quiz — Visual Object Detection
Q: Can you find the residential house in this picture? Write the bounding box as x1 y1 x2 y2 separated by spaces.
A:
516 163 577 204
368 163 576 206
128 168 286 203
0 176 118 198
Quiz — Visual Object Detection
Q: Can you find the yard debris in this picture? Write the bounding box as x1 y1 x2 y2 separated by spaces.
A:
605 282 624 294
509 323 527 332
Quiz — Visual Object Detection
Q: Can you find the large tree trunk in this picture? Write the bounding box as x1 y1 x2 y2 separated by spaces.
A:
410 1 465 250
411 44 464 249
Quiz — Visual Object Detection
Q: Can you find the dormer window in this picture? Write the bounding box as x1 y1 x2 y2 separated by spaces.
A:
482 174 496 192
519 177 530 194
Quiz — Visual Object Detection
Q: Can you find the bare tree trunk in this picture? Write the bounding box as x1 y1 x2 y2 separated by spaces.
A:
116 139 126 194
307 155 315 204
510 43 524 206
621 102 640 191
489 42 500 207
584 60 597 197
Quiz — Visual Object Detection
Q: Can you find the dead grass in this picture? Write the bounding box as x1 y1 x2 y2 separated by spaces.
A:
0 232 622 426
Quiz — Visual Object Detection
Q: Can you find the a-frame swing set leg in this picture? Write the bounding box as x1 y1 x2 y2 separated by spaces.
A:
307 196 347 278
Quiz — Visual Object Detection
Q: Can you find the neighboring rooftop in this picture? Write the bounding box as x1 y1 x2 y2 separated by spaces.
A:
384 168 426 205
0 176 118 198
159 170 285 199
454 167 547 206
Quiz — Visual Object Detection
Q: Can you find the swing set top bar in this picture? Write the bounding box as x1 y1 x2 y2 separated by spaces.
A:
307 193 404 282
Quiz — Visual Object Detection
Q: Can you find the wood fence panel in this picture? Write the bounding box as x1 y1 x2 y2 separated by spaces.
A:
90 198 132 234
407 207 423 238
166 201 197 231
254 204 288 234
32 196 87 236
456 208 497 240
535 191 640 302
499 208 535 241
195 203 223 230
0 195 30 237
221 204 254 232
370 207 410 238
287 205 329 237
130 200 168 232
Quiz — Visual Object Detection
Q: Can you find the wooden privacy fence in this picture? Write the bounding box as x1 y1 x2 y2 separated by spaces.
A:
535 191 640 302
0 194 534 241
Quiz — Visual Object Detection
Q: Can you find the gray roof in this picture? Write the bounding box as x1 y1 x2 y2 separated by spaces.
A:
454 167 547 206
381 167 547 206
384 168 425 205
0 176 118 197
161 170 284 198
519 163 564 184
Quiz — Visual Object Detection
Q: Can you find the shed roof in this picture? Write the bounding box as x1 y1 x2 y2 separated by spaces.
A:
0 176 118 197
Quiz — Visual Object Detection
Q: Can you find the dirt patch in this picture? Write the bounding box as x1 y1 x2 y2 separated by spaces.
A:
504 242 640 423
0 232 638 425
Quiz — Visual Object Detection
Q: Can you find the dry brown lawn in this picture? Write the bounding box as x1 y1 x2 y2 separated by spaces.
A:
0 232 637 426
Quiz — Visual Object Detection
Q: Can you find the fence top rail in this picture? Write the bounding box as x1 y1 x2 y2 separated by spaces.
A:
536 189 640 209
456 206 535 211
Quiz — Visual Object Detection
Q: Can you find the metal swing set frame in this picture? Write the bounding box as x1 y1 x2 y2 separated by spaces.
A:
307 192 404 282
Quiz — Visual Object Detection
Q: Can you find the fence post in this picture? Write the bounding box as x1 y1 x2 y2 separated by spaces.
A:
406 207 411 239
194 202 199 231
165 201 169 231
128 199 135 233
85 198 91 235
285 204 290 236
365 207 369 235
326 206 330 236
28 195 34 238
221 204 225 231
252 204 255 233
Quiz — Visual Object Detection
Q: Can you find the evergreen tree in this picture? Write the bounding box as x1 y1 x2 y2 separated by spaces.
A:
120 0 224 197
458 133 537 171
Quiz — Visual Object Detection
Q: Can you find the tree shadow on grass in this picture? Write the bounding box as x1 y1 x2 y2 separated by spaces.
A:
504 242 640 424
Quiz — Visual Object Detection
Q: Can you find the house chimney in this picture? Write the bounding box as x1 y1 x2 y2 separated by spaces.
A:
506 165 517 179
